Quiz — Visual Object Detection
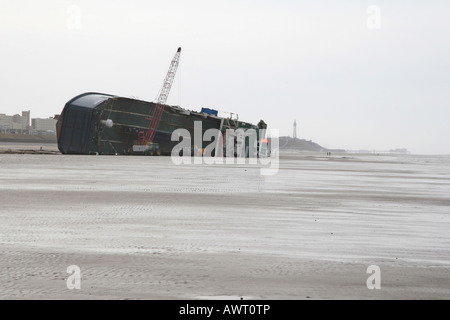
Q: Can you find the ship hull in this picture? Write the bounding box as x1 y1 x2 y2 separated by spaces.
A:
57 92 265 156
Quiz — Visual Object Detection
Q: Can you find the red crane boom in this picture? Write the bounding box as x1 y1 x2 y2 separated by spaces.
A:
142 47 181 144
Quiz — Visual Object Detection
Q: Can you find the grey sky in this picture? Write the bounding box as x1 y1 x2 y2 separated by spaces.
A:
1 0 449 154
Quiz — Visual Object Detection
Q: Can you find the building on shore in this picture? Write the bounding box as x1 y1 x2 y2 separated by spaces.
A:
0 111 31 134
31 117 58 134
0 111 58 135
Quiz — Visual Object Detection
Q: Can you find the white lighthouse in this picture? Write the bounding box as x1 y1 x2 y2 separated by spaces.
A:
293 119 298 139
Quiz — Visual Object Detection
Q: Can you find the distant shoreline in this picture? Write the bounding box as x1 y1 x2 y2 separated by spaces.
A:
0 133 56 144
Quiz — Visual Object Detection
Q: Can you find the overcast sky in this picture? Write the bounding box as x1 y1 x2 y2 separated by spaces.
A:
1 0 449 154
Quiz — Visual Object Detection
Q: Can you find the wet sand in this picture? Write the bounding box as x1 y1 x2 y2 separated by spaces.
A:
0 150 449 299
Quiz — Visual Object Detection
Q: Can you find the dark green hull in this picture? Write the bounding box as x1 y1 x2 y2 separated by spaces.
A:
56 92 266 155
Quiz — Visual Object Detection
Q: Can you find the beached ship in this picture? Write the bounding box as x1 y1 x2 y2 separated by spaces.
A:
56 92 267 156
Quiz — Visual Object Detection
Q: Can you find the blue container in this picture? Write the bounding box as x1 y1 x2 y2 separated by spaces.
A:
201 108 218 116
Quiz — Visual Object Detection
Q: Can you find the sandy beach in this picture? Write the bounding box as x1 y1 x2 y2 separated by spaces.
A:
0 149 449 299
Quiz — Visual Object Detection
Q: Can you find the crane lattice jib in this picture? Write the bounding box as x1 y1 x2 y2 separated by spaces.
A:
144 47 181 144
157 47 181 105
